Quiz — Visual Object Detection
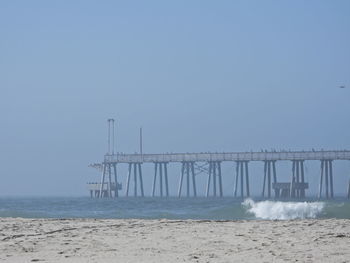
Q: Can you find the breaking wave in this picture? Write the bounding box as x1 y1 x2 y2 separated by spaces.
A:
242 199 325 220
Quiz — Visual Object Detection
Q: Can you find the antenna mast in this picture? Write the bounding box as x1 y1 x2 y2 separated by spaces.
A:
107 118 115 154
140 127 143 155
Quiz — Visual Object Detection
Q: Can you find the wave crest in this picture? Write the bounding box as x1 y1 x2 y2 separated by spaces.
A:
242 199 324 220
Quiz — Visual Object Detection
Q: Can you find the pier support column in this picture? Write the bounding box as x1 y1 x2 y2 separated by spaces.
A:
318 160 334 199
107 164 112 198
206 161 223 197
99 163 106 198
164 163 169 197
290 161 295 198
160 162 164 197
125 163 144 197
99 163 113 198
178 162 185 197
261 161 278 199
191 162 197 197
290 160 306 199
318 160 324 199
152 163 158 197
262 161 267 197
245 161 250 197
213 162 217 197
178 162 197 197
234 161 250 198
325 160 329 199
152 162 169 197
138 163 144 197
133 162 137 197
98 162 120 198
329 161 334 198
113 164 119 198
262 161 277 198
126 163 132 197
300 161 305 198
186 162 190 197
206 162 212 197
267 161 271 198
296 161 300 198
272 161 278 198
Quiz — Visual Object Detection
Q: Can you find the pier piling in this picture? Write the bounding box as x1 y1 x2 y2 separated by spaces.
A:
99 163 106 198
113 164 118 197
262 161 276 198
234 161 249 198
289 160 306 198
97 162 120 198
206 161 223 197
178 162 197 197
125 163 144 197
318 160 334 199
152 162 169 197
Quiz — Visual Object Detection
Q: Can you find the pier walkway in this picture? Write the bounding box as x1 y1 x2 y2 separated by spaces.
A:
104 150 350 163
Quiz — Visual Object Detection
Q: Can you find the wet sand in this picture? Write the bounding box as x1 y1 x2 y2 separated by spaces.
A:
0 218 349 262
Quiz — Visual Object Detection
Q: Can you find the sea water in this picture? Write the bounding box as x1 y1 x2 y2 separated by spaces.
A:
0 197 349 220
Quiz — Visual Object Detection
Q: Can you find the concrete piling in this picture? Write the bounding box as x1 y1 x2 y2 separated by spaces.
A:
206 161 223 197
234 161 249 198
152 162 169 197
319 160 334 199
178 162 197 197
262 161 276 198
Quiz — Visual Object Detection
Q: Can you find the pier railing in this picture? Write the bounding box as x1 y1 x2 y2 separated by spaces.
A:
104 150 350 163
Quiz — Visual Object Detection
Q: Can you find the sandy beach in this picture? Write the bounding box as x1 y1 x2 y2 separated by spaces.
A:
0 218 349 262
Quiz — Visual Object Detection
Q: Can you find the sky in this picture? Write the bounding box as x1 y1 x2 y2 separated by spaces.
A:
0 0 350 196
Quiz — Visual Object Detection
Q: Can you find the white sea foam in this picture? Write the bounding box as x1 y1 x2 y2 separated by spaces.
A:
242 199 325 220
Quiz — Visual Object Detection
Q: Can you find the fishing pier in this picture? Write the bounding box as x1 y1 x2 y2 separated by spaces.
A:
88 119 350 199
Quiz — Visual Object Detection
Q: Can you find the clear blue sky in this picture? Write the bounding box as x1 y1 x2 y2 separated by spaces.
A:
1 0 349 196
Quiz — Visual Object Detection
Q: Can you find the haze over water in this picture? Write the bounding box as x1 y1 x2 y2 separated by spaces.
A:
1 1 350 198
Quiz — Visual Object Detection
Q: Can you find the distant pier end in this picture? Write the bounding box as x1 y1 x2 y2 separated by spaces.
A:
87 182 122 198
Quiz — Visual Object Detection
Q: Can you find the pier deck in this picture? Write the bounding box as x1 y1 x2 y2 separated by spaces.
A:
104 150 350 163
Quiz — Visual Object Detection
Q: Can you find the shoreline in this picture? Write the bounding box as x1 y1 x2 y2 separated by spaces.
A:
1 218 349 262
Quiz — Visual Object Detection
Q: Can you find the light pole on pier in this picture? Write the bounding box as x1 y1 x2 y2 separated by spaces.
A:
107 118 115 155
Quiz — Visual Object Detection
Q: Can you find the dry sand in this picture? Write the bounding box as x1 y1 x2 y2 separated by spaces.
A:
0 218 349 262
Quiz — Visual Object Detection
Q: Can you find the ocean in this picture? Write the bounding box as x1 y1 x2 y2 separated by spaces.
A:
0 197 349 220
